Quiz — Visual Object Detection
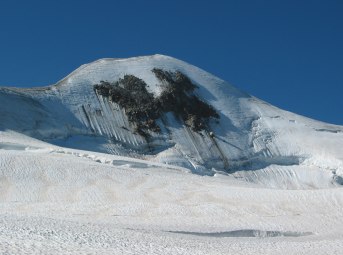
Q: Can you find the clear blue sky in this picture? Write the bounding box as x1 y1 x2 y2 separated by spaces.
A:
1 0 342 124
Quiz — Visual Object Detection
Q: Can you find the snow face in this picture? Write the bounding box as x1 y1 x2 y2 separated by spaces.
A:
1 54 343 189
1 55 343 253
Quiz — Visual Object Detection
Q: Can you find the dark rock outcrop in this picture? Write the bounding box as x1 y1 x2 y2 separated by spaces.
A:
94 69 219 136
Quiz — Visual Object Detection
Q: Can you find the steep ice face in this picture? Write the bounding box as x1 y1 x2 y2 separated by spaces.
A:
1 54 343 188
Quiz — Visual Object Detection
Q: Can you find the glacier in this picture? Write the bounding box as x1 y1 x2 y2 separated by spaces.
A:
1 54 342 189
0 55 343 254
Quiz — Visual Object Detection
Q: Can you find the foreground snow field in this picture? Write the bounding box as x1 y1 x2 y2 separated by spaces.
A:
1 133 343 255
0 55 343 254
1 131 343 254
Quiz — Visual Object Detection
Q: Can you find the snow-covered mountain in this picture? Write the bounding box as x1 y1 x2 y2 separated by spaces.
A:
1 54 342 189
1 55 343 254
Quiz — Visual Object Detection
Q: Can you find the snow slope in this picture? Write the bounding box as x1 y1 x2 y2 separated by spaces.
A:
1 54 342 189
1 55 343 254
0 131 343 254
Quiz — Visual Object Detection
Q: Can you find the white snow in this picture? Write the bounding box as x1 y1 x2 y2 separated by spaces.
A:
0 55 343 254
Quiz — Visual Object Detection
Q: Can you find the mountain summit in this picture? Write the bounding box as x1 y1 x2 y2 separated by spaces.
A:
1 54 342 188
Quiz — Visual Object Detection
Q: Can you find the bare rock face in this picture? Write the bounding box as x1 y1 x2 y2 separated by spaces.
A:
94 68 219 137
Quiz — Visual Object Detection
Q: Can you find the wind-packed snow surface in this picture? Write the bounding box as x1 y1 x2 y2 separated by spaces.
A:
0 55 343 254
